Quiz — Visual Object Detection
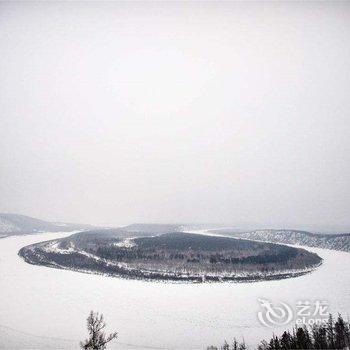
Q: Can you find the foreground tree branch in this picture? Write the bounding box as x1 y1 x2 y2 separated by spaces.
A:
80 311 118 350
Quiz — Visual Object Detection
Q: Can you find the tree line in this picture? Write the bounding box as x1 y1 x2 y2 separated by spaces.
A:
81 312 349 349
207 314 350 350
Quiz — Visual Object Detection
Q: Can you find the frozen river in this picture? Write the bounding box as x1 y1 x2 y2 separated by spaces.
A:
0 232 349 350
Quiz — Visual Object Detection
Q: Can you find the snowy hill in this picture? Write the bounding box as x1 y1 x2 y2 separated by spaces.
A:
212 229 350 252
0 213 94 238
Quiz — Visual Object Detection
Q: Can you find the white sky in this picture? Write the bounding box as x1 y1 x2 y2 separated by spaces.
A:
1 1 350 228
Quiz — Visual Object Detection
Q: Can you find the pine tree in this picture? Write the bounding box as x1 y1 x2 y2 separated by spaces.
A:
80 311 118 350
295 326 312 349
290 327 297 350
274 336 281 350
334 314 347 349
257 340 269 350
238 339 246 350
326 314 336 349
222 340 230 350
280 331 292 349
312 323 328 349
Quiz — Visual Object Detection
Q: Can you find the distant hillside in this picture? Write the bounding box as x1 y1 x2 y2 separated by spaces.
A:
211 229 350 252
121 223 182 233
122 223 228 233
64 227 169 244
0 213 94 238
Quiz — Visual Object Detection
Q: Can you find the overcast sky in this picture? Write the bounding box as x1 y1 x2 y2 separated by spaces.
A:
0 1 349 228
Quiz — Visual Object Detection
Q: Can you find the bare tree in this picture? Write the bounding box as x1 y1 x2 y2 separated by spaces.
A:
80 311 118 350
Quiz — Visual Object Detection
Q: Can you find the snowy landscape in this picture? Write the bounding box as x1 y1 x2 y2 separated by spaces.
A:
0 215 349 349
1 225 350 349
1 1 350 349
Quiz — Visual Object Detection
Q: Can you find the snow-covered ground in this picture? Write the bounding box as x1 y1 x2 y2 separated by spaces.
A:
0 231 349 350
113 238 136 248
